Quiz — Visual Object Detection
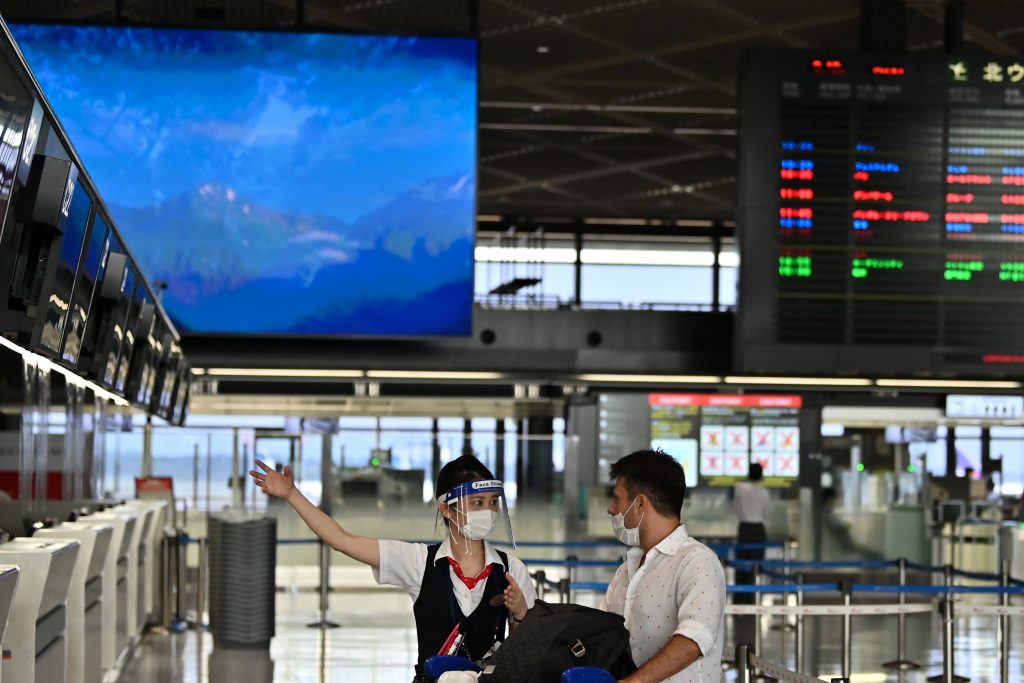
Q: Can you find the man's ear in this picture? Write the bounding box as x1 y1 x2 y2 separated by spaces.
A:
636 494 650 515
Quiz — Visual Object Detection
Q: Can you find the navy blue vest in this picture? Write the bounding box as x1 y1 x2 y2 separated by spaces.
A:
412 543 510 671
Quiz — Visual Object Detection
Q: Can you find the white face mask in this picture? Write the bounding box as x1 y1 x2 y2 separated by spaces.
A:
611 496 643 547
456 509 498 540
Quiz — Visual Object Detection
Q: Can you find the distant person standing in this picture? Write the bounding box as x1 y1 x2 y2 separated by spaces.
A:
733 463 772 594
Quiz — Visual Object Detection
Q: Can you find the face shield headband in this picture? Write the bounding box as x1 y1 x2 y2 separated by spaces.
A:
436 479 517 551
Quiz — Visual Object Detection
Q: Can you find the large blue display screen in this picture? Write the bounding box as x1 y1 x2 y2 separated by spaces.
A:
12 25 477 336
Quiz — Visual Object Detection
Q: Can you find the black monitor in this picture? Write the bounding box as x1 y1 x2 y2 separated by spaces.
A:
5 150 80 342
113 274 144 393
125 297 157 406
150 331 179 419
80 242 133 389
28 170 92 356
0 84 40 330
170 364 191 426
61 211 110 367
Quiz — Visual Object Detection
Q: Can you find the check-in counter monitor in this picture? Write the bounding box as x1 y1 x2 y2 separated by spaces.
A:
119 500 167 624
0 565 20 680
0 538 79 683
34 523 113 683
85 512 137 664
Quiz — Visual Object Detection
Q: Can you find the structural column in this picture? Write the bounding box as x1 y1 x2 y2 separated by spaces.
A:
521 417 554 501
495 420 506 482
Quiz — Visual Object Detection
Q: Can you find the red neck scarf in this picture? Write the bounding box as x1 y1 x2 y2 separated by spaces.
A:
447 557 494 589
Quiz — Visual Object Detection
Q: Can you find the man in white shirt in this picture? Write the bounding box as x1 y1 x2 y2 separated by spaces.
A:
600 449 726 683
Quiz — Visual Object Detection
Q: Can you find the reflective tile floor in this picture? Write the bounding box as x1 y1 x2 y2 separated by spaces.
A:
118 588 1022 683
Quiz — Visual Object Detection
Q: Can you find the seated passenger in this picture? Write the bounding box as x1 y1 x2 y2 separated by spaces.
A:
251 454 536 679
600 449 726 683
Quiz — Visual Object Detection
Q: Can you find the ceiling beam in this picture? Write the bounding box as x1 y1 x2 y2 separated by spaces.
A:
524 8 859 83
480 149 718 197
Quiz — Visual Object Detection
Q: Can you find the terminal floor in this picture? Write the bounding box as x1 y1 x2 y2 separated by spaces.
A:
118 589 1022 683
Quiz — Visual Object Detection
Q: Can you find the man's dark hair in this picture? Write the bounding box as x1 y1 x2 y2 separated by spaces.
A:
435 454 495 526
609 449 685 518
749 463 764 482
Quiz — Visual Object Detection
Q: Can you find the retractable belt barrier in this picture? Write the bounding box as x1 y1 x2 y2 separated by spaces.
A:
747 652 832 683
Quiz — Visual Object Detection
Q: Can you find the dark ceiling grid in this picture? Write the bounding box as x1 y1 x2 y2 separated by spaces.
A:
478 0 747 219
3 0 1024 223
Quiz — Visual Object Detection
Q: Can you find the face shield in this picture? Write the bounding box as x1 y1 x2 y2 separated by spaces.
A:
437 479 516 553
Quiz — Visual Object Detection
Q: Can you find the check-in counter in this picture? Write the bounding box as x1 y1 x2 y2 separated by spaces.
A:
85 512 137 667
0 539 79 683
0 565 21 683
119 500 168 625
34 523 113 683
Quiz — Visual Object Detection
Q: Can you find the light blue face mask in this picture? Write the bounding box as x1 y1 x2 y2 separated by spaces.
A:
611 496 643 546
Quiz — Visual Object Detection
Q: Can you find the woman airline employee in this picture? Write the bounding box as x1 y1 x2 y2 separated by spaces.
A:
250 454 536 675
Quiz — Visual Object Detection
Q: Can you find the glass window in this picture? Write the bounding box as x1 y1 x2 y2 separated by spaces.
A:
954 438 982 476
994 439 1024 495
379 416 433 430
911 440 946 477
437 417 464 432
475 262 576 304
582 265 713 306
718 267 738 307
990 426 1024 438
339 416 377 429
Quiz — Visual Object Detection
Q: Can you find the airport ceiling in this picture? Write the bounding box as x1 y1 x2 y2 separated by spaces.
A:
4 0 1024 224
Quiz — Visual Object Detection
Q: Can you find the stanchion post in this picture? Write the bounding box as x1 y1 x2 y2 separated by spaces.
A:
883 557 920 671
161 534 172 628
196 536 207 629
927 591 966 683
558 578 570 604
999 559 1010 683
752 564 762 675
176 532 187 622
795 572 804 673
307 540 340 628
840 581 852 681
735 644 751 683
941 598 954 683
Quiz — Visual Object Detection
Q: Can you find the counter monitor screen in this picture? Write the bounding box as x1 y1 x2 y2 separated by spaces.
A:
737 49 1024 376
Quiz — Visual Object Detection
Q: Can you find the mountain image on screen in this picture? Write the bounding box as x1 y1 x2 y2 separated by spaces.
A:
11 24 477 336
110 176 473 334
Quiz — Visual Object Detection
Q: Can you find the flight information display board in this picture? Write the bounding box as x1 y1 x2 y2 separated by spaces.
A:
737 49 1024 377
649 393 801 488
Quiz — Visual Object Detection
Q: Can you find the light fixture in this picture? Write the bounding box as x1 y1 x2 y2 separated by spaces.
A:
724 376 874 387
876 379 1023 389
474 246 577 264
576 374 722 383
202 368 365 379
0 335 129 406
536 46 549 53
365 370 506 380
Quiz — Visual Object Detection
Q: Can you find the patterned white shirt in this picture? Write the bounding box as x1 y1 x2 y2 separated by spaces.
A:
373 536 536 616
600 524 726 683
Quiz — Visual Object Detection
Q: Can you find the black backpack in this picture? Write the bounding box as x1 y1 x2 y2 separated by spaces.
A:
480 600 636 683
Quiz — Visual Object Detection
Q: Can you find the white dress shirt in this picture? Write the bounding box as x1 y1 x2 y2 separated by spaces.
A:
733 481 773 524
373 535 536 616
600 524 726 683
